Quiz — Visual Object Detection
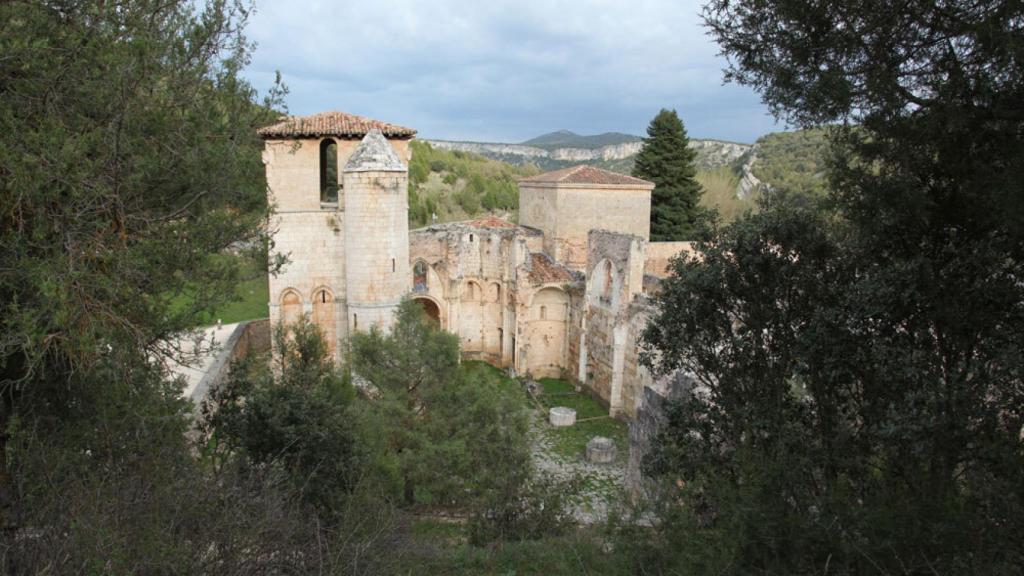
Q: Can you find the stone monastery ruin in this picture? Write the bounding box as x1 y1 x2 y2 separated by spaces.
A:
259 111 694 418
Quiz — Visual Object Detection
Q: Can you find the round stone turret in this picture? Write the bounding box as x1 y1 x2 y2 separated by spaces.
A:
343 129 410 333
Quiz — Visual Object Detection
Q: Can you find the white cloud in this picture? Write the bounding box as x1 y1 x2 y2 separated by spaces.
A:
242 0 778 142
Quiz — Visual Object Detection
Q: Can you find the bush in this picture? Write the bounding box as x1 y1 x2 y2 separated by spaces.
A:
202 317 366 517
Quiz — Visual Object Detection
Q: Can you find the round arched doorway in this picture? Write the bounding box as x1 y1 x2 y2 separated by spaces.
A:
414 297 441 328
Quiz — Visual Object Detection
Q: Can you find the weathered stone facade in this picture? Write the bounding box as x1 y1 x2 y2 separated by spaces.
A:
261 110 695 421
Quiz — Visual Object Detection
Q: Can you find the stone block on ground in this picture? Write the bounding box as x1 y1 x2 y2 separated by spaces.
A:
586 436 617 464
549 406 576 427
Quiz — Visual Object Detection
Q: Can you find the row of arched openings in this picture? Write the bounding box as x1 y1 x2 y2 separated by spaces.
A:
461 280 501 304
280 287 337 353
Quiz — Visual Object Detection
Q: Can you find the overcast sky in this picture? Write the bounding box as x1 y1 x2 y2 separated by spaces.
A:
242 0 779 144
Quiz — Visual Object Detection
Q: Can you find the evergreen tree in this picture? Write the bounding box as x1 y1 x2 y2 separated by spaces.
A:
632 109 707 241
633 1 1024 573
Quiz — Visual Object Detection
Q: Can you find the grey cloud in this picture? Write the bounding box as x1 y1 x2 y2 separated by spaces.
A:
243 0 777 143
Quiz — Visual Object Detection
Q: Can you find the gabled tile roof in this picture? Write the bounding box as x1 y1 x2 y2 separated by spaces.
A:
518 165 653 187
528 252 577 284
467 216 518 229
258 110 417 139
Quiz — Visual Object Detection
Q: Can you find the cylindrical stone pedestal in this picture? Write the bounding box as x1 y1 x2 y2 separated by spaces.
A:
549 406 576 427
586 436 617 464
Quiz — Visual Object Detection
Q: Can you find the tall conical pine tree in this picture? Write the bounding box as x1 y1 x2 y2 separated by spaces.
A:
632 109 707 241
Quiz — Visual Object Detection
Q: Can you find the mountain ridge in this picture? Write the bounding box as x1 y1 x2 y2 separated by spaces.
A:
521 130 641 150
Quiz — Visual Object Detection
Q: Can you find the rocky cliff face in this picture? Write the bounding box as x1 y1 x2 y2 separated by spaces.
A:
690 139 751 169
426 138 752 167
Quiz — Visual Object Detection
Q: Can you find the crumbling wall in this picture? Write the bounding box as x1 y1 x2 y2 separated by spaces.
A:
581 230 646 416
625 370 695 502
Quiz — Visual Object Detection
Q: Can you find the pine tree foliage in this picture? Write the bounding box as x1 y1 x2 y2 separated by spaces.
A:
632 1 1024 573
632 109 708 241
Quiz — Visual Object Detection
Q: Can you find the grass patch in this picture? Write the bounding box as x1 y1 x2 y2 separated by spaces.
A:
168 253 269 327
538 377 575 395
535 378 628 464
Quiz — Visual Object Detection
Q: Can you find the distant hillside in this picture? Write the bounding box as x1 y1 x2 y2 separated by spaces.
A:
522 130 640 150
413 128 829 225
406 141 540 228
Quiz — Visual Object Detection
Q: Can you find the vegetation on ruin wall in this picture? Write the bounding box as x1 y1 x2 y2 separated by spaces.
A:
407 140 541 226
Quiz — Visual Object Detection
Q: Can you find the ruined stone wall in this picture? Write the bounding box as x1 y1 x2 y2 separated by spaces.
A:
626 371 695 501
190 319 272 407
620 300 659 418
580 230 647 416
584 303 618 405
409 223 533 368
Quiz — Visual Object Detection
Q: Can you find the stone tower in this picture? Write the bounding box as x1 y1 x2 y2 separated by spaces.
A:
343 129 411 333
258 111 415 361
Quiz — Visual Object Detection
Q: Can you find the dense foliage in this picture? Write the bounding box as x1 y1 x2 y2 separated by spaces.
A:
203 318 365 515
637 1 1024 574
748 128 829 197
407 141 538 226
349 300 574 543
0 3 396 573
0 0 281 431
632 109 709 240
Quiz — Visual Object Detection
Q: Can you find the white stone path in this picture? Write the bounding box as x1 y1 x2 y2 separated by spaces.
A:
167 322 241 399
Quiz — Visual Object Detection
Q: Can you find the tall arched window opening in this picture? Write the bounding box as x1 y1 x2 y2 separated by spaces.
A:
320 139 339 203
413 261 428 291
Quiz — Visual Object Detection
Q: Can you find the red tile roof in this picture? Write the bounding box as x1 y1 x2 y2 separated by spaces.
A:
528 253 576 284
467 216 518 229
519 165 653 187
258 110 417 139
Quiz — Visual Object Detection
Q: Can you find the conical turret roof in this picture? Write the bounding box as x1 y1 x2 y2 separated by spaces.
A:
343 129 407 173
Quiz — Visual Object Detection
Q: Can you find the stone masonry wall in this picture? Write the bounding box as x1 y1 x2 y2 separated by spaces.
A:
644 241 697 278
344 171 410 334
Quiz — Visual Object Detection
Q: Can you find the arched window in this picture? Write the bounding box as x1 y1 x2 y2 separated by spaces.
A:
413 261 428 291
320 139 338 203
280 290 302 326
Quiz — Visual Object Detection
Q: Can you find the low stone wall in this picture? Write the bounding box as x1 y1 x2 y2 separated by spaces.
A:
189 318 271 406
644 241 697 278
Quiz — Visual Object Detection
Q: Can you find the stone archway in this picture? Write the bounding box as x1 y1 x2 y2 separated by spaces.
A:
413 296 442 328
